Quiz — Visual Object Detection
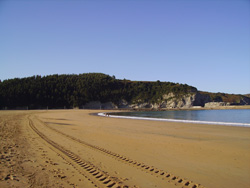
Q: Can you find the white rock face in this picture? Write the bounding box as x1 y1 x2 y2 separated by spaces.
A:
204 102 230 108
129 103 152 109
79 91 250 110
161 93 196 108
118 99 130 108
117 92 206 109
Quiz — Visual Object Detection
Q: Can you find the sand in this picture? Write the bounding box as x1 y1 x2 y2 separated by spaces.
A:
0 109 249 188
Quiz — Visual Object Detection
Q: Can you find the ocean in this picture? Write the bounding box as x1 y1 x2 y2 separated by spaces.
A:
99 109 250 127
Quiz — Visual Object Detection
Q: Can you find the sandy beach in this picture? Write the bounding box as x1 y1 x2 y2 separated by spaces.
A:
0 110 250 188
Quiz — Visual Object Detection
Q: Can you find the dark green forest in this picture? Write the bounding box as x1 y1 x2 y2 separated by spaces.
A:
0 73 197 109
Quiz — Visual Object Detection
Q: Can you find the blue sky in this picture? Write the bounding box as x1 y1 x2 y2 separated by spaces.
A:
0 0 249 94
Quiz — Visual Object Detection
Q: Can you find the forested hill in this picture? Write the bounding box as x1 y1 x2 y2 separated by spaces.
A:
0 73 197 109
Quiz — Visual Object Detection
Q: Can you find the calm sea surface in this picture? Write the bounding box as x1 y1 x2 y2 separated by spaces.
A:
109 109 250 126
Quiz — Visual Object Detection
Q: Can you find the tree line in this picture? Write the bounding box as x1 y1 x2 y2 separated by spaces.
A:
0 73 197 109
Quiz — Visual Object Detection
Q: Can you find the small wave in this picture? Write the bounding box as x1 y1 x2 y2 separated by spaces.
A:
97 113 250 127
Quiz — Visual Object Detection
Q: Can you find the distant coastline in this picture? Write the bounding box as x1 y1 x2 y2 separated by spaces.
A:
102 105 250 112
199 105 250 110
1 73 250 110
98 107 250 127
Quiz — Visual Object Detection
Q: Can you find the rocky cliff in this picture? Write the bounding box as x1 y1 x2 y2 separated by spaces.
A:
127 92 211 109
2 73 248 110
121 92 212 109
82 91 250 109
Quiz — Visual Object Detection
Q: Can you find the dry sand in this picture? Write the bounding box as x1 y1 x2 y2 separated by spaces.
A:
0 109 249 188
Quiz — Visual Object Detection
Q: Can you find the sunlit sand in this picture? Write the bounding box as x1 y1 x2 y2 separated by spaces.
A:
1 110 249 188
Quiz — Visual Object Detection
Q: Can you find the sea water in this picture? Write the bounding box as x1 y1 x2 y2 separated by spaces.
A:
98 109 250 127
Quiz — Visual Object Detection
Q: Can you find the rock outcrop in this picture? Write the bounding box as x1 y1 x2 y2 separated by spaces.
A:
117 92 211 109
159 93 196 108
238 96 250 105
204 102 230 108
82 92 250 109
192 92 211 106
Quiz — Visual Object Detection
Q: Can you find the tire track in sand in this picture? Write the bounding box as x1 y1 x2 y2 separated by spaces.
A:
37 116 205 188
28 117 129 188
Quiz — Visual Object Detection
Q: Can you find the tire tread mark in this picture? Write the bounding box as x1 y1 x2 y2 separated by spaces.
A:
37 117 205 188
29 117 128 188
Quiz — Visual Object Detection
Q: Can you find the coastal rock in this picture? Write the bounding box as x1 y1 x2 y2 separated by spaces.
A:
204 102 230 108
193 92 211 106
82 92 250 110
118 99 130 108
129 103 152 109
117 92 211 109
239 96 250 105
161 93 198 108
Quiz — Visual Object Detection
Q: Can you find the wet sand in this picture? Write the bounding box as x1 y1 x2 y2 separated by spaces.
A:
0 110 250 188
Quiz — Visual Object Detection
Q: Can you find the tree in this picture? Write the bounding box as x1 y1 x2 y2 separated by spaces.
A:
0 73 200 109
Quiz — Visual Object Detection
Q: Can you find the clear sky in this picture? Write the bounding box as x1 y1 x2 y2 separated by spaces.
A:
0 0 250 94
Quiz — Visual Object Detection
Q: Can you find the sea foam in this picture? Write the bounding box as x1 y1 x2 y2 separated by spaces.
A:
97 112 250 127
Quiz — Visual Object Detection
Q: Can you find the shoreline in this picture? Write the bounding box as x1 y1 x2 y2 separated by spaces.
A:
1 105 250 112
126 105 250 111
1 110 250 188
97 111 250 127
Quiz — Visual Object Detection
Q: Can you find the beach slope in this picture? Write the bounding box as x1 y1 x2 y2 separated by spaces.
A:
0 110 249 188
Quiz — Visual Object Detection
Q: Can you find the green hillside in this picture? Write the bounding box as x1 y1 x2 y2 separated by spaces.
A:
0 73 197 109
